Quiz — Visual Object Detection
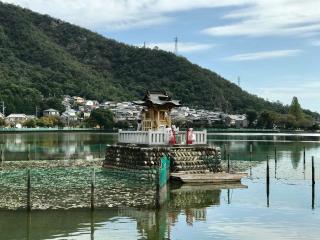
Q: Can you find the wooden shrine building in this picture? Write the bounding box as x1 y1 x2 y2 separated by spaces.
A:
134 91 181 131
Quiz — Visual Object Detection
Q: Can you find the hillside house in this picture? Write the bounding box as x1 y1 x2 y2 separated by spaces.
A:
61 109 78 123
6 114 28 124
223 114 248 128
43 109 60 117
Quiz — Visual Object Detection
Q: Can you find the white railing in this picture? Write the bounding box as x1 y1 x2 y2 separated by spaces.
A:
118 129 207 146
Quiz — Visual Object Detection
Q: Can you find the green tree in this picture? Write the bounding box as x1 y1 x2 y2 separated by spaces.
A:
37 116 61 127
257 111 276 129
23 119 37 128
0 118 6 127
246 110 258 127
40 97 65 114
89 109 114 129
289 97 303 120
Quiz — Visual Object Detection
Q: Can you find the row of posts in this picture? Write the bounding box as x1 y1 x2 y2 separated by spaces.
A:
224 143 316 209
26 168 96 211
265 152 316 209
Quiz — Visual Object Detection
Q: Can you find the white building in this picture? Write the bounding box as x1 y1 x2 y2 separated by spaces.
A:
6 114 28 124
61 109 78 123
43 109 60 117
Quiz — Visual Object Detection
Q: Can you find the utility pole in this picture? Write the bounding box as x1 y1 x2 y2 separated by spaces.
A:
35 106 39 118
237 76 241 87
143 41 146 48
174 37 178 55
1 101 5 116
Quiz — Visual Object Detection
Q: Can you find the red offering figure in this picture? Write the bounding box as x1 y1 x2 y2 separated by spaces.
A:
186 128 193 145
169 128 176 145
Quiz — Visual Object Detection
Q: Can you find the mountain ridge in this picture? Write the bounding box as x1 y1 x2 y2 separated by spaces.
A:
0 2 318 119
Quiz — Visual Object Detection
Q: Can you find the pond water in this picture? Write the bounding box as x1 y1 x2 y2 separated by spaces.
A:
0 132 319 239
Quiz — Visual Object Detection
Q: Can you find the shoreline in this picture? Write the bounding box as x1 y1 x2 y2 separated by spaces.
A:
0 127 319 134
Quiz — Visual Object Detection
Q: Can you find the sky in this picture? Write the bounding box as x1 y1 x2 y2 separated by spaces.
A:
2 0 320 112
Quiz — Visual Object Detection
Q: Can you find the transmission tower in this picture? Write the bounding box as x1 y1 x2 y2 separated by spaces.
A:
237 76 241 87
174 37 178 55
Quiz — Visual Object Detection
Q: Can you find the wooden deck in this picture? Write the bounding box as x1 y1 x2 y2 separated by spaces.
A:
170 172 248 184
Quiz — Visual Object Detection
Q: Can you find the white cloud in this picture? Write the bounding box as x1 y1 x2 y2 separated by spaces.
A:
252 79 320 112
309 40 320 46
224 49 302 61
203 0 320 37
2 0 251 30
143 42 215 53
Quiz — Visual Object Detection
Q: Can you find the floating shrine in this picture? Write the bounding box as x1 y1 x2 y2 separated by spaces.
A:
103 91 245 192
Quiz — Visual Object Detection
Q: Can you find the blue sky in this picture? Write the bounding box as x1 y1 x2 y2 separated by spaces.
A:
3 0 320 112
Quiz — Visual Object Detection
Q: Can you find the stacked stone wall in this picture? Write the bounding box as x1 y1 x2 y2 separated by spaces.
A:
104 145 221 178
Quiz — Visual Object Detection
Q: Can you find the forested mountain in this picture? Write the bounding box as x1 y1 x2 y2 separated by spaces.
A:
0 2 318 119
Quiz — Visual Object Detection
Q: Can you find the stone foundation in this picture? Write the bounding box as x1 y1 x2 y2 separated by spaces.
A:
103 145 221 179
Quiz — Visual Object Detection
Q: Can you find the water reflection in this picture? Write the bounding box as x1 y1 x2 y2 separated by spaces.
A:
0 182 245 240
0 133 116 161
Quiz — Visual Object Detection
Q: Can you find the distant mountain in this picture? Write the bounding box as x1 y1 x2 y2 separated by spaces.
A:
0 2 317 118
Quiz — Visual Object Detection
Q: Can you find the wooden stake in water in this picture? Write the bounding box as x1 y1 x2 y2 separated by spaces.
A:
26 211 31 240
266 155 270 207
91 168 95 211
224 144 227 161
227 189 230 204
27 169 31 211
227 154 230 173
250 144 253 161
27 144 31 161
1 145 4 163
312 156 315 209
274 147 277 179
303 147 306 170
90 211 95 240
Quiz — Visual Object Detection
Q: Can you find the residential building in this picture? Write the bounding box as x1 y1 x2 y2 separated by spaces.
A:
61 109 78 123
43 109 60 117
6 114 28 124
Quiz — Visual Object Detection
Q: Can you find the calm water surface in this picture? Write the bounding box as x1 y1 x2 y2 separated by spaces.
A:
0 132 319 240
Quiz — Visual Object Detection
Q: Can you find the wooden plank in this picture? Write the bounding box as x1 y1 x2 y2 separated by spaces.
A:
170 172 247 183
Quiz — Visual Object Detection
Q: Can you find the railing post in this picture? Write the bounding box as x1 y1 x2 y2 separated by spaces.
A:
148 130 152 145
